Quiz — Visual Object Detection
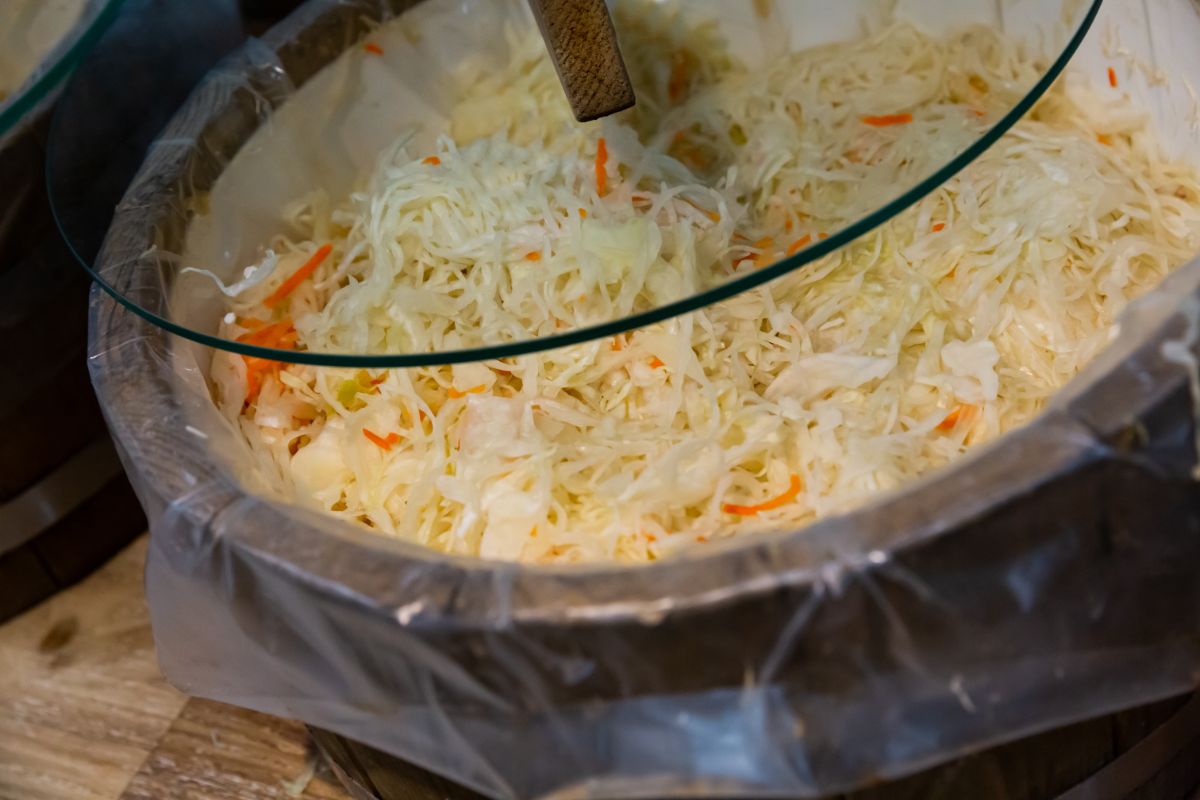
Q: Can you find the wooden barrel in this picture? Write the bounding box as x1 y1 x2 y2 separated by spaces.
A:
0 86 145 622
80 4 1200 798
2 0 252 622
241 0 306 35
311 694 1200 800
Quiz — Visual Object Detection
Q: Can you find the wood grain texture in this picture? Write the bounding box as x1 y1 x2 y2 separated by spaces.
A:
121 700 346 800
527 0 635 121
0 538 184 800
0 536 349 800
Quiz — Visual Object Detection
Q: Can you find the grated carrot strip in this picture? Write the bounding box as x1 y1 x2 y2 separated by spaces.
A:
668 51 690 104
1108 67 1118 88
264 244 333 309
237 319 295 348
448 384 486 399
595 138 609 196
862 113 913 127
423 156 441 166
364 43 384 55
722 474 803 516
238 319 296 404
937 404 975 432
786 234 813 256
749 236 775 267
363 428 402 451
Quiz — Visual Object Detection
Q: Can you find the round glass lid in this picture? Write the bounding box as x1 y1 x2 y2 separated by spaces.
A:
59 0 1102 367
0 0 125 137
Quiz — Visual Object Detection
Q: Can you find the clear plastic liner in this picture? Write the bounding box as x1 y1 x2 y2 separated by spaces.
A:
87 0 1200 798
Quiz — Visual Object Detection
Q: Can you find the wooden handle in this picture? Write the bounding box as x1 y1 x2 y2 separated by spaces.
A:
527 0 636 122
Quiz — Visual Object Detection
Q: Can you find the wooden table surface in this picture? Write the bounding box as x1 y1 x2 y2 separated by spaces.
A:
0 536 351 800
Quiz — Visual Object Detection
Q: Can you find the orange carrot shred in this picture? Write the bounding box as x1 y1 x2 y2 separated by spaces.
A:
423 155 441 166
448 384 486 399
244 368 263 404
364 43 384 55
525 251 542 261
238 319 295 348
932 222 946 233
937 404 975 432
668 51 690 104
649 357 665 369
786 234 813 256
1108 67 1118 89
578 208 588 218
1097 133 1113 146
363 428 401 451
264 243 333 309
238 319 297 403
818 232 829 240
734 236 775 267
722 474 803 517
681 147 713 169
862 113 913 127
595 138 609 197
611 336 625 352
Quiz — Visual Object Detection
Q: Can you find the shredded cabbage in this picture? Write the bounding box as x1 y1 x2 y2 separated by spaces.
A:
209 8 1200 564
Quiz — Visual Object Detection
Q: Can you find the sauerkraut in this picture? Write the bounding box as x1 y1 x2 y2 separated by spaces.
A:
205 6 1200 564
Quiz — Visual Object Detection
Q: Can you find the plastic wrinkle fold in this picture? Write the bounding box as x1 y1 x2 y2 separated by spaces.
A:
85 0 1200 798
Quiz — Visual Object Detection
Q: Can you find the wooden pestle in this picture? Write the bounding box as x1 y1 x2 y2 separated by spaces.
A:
526 0 636 121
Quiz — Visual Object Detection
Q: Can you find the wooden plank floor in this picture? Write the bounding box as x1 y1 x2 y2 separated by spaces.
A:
0 537 349 800
121 699 346 800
